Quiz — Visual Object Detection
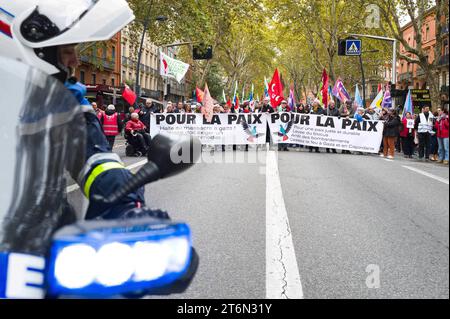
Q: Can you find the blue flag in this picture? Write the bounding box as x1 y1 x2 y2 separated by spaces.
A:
354 85 363 107
402 89 413 119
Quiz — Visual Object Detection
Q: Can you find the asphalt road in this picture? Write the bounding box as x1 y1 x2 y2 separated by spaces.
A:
67 138 449 299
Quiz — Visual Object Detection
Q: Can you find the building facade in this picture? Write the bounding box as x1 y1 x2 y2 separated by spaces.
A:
74 32 125 110
397 8 449 109
121 27 191 107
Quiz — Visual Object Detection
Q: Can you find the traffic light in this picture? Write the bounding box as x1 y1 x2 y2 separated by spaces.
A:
338 40 346 56
390 83 397 97
193 44 213 60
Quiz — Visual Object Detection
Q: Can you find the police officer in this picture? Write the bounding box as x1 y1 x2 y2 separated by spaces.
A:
0 0 145 220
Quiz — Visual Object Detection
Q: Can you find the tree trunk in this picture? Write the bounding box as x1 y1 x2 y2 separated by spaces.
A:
428 71 442 111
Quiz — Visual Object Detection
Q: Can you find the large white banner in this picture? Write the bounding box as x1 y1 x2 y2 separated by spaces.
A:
268 113 384 153
150 113 268 145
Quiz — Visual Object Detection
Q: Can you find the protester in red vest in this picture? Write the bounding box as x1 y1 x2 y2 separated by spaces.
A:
101 104 123 149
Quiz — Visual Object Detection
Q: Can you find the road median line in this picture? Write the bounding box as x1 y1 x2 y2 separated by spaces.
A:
266 150 304 299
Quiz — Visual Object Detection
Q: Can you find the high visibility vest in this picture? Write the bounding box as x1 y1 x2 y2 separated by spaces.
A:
103 113 119 136
418 113 434 133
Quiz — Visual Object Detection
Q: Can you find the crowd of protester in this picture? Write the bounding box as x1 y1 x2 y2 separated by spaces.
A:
91 97 449 165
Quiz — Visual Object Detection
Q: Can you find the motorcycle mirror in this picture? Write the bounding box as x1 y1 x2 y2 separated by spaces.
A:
147 134 201 179
92 134 201 205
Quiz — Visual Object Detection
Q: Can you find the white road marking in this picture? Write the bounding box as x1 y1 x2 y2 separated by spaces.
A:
66 159 148 194
402 165 449 185
266 150 304 299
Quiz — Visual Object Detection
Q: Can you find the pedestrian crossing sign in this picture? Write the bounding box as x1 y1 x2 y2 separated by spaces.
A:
345 40 362 56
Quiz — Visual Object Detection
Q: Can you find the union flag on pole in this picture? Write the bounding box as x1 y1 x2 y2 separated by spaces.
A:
268 68 284 108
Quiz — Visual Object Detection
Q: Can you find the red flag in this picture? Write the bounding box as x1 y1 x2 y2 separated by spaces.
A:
122 84 137 105
268 68 284 108
226 98 232 108
196 87 205 103
377 83 383 93
321 69 329 109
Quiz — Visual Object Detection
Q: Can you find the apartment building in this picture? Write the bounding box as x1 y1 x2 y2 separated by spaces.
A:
121 27 191 105
397 7 449 108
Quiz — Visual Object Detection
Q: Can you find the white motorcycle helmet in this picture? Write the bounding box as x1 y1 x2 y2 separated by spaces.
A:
0 0 134 81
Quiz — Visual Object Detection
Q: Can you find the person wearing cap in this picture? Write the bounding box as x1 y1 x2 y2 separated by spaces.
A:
101 104 123 149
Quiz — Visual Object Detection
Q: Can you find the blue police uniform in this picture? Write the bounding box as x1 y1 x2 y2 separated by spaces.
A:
65 81 145 220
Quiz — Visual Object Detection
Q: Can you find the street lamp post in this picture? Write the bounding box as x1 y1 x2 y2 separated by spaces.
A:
134 13 167 103
359 49 380 107
349 34 397 84
359 54 366 107
349 34 397 107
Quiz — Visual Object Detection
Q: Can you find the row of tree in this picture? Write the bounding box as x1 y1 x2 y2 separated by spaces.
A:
122 0 448 108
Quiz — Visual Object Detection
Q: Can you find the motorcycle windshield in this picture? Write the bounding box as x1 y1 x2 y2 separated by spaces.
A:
0 57 86 256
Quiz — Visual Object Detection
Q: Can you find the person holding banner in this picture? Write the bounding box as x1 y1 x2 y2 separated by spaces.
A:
175 101 185 114
400 112 416 158
184 103 193 113
340 102 352 154
165 102 175 113
261 97 274 150
326 101 339 154
278 100 290 151
309 99 323 153
364 106 380 121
